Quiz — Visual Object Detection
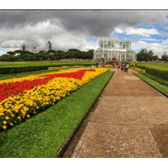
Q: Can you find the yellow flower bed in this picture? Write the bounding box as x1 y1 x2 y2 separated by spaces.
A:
48 65 85 70
0 68 108 131
135 67 146 73
48 66 68 70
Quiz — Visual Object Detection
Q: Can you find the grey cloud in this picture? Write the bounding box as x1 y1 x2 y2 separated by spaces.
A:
0 9 168 54
0 10 168 37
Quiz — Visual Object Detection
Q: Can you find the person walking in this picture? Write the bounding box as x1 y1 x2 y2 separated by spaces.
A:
126 63 129 72
117 65 120 71
121 63 123 71
133 62 136 69
112 61 115 68
124 62 127 72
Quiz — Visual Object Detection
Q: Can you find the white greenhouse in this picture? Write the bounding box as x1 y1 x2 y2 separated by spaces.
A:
93 36 136 62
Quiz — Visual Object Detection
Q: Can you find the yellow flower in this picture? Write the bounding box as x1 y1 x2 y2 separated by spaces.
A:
0 68 108 129
15 109 19 113
10 123 13 126
11 114 15 117
0 113 4 116
5 116 9 120
3 121 7 125
18 116 21 120
3 125 7 130
27 114 30 118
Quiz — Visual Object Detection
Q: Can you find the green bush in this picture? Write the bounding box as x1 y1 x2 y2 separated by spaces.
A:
0 66 48 74
136 64 168 81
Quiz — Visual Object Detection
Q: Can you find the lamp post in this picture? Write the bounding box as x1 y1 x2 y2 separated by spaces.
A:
49 53 53 63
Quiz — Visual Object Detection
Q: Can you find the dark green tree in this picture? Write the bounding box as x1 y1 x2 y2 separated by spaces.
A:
162 51 168 61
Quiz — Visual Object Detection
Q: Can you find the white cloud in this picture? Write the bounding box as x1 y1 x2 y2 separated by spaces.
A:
132 41 168 58
140 38 162 42
0 20 98 55
0 48 6 55
162 39 168 45
113 27 160 37
51 33 98 51
113 28 124 34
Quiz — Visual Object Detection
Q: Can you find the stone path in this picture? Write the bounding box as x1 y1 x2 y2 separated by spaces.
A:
71 68 168 158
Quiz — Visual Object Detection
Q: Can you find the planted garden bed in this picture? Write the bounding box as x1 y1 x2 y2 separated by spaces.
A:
0 68 113 158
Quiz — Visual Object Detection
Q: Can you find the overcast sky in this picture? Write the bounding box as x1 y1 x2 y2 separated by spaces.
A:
0 9 168 58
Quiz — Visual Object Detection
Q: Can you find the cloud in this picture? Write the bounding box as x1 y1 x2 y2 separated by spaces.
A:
0 20 98 53
162 39 168 45
0 48 6 55
114 27 160 37
132 41 168 58
0 10 168 36
140 38 162 42
0 10 168 55
114 28 124 34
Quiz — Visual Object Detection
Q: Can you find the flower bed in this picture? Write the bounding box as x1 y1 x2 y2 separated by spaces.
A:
0 68 108 131
134 67 146 73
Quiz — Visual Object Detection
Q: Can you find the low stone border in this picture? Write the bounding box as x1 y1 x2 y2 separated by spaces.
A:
56 70 115 158
134 73 168 98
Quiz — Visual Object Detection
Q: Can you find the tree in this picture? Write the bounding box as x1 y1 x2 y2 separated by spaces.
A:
152 55 158 61
137 48 148 61
47 50 56 54
148 50 154 60
137 48 158 61
162 51 168 61
7 51 15 56
39 50 45 53
56 50 65 60
14 50 23 55
87 49 94 59
68 49 80 52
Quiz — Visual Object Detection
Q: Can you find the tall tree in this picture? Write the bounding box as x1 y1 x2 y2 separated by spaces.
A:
7 51 15 56
162 51 168 61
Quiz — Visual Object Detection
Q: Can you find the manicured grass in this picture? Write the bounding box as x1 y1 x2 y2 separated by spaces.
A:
0 70 113 158
136 62 168 70
135 72 168 96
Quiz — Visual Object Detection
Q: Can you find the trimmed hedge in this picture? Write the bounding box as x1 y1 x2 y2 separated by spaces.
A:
136 64 168 81
145 68 168 81
0 63 93 75
0 66 48 74
142 72 168 86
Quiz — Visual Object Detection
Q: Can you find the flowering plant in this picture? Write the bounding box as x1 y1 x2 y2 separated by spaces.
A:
0 68 108 131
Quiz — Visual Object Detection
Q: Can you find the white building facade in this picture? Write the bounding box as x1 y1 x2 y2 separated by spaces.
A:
46 41 52 51
93 36 136 62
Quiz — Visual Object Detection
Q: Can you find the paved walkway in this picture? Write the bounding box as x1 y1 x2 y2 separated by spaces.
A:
71 68 168 158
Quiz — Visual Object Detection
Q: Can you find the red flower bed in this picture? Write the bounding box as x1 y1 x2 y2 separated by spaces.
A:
0 69 95 102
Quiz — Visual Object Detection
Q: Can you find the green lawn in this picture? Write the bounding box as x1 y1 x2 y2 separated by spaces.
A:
0 70 113 158
135 72 168 96
134 62 168 70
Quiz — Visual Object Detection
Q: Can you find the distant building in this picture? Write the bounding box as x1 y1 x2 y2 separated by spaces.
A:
93 36 136 62
32 47 36 54
46 41 52 51
21 44 28 52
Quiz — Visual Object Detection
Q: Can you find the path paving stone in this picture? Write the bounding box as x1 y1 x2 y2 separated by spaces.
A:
71 68 168 158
